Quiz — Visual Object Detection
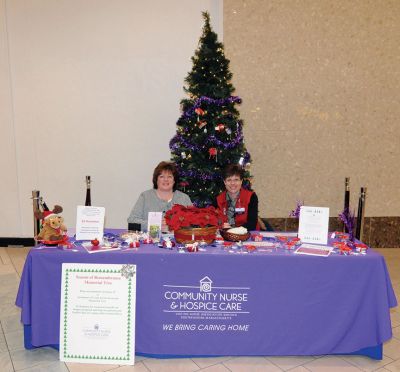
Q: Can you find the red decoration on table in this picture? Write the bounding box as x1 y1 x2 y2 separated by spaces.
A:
166 205 222 244
215 236 224 244
251 234 263 242
333 231 349 240
38 235 69 246
285 241 296 250
338 242 353 255
291 237 301 246
163 240 176 248
355 243 368 253
129 241 140 248
186 243 199 252
165 204 222 231
244 244 256 252
91 238 100 246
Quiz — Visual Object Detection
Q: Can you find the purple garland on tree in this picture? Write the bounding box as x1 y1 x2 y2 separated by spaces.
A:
182 96 242 119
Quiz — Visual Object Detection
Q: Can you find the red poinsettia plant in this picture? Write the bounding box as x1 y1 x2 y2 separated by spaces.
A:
165 204 223 231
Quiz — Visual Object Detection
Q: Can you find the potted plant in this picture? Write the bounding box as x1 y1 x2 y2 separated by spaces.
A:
165 204 222 244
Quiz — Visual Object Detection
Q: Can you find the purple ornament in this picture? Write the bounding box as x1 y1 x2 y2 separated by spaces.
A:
289 201 304 218
243 151 251 164
339 208 355 242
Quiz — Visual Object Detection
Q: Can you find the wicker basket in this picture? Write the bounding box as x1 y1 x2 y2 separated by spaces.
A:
220 229 251 242
174 226 217 244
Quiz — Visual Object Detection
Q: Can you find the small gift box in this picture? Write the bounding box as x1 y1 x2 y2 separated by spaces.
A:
244 244 256 252
186 242 199 252
215 236 224 244
291 237 301 245
129 241 140 248
285 241 296 250
338 242 353 255
163 239 176 249
355 243 368 253
332 231 349 240
251 234 263 242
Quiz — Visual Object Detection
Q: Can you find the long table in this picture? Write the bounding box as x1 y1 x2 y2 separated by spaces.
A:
16 234 397 359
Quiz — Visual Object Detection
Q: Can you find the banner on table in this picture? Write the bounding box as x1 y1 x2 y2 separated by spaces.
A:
161 275 252 334
60 263 136 365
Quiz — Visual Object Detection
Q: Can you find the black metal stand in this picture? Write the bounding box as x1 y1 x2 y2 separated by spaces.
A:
343 177 350 232
355 187 367 241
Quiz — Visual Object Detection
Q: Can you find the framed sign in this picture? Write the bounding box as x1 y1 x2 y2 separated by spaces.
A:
60 263 136 365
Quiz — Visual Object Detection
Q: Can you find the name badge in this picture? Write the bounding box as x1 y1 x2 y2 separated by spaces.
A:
235 207 245 214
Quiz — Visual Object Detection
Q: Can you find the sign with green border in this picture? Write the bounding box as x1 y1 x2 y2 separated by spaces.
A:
60 263 136 365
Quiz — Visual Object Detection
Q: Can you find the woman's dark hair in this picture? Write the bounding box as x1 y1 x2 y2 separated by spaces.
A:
222 164 244 180
152 161 179 191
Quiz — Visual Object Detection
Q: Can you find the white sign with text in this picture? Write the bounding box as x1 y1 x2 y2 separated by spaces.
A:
60 263 136 365
75 206 105 241
298 206 330 245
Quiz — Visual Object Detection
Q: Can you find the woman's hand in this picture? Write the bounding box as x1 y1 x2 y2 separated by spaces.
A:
223 222 231 229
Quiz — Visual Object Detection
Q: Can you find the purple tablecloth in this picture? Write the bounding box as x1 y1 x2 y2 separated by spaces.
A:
16 235 397 358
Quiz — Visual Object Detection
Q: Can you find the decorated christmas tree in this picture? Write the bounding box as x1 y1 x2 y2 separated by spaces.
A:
170 12 252 207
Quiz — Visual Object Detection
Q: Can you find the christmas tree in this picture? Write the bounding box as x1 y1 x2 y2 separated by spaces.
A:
170 12 252 207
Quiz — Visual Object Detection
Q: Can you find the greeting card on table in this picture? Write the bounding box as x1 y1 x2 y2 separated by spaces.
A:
81 241 121 254
76 206 105 242
60 263 136 365
147 212 162 239
298 206 329 245
294 243 333 257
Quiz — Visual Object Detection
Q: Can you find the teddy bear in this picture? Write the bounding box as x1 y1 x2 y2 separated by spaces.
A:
35 205 67 241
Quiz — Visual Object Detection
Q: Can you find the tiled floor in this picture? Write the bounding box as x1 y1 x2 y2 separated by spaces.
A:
0 247 399 372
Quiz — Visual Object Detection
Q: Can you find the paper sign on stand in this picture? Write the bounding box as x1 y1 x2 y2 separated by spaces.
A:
298 206 329 245
60 263 136 365
147 212 162 239
76 206 105 241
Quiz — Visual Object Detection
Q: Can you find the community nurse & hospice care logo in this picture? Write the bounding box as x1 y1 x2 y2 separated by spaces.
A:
162 276 251 328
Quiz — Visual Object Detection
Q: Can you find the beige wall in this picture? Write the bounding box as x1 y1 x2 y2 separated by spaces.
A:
224 0 400 218
0 0 21 235
0 0 222 237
